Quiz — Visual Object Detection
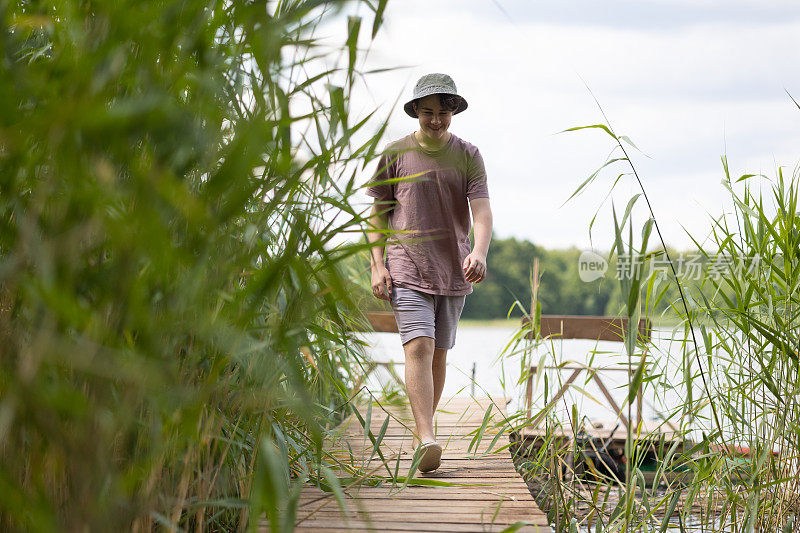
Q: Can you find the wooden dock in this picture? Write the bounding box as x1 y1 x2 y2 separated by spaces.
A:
293 396 552 532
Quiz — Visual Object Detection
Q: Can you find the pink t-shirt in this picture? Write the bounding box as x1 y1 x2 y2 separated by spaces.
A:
366 133 489 296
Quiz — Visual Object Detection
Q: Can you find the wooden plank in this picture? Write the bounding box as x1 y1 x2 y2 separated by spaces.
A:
336 457 516 466
340 487 532 496
519 426 682 441
283 396 553 533
295 529 547 533
529 368 582 428
360 311 399 333
298 499 540 512
295 520 547 530
299 490 533 500
299 508 547 518
592 372 630 428
295 519 545 529
299 499 539 509
523 314 652 342
338 440 498 450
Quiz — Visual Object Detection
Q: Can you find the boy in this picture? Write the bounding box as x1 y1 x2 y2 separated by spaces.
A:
366 73 493 472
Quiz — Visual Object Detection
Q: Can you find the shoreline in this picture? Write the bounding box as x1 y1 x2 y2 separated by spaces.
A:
458 315 688 329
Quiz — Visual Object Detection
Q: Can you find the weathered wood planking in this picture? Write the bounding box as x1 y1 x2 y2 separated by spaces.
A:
291 397 553 532
522 314 652 343
360 311 652 342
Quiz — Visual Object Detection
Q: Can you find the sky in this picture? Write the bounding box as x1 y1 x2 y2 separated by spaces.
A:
322 0 800 251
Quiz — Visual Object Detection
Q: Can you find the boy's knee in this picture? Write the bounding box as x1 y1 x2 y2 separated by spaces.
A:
403 336 435 358
432 347 448 361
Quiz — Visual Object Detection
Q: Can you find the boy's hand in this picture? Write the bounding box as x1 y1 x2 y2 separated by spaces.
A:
371 265 393 301
462 252 487 283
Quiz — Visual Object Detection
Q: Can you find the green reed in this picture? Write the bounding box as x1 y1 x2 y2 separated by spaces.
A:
687 162 800 532
503 99 800 532
0 1 390 531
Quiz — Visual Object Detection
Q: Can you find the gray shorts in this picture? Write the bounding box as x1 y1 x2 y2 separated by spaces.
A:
390 286 466 350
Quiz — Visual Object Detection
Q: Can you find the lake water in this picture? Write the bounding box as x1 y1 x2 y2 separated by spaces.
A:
360 323 698 429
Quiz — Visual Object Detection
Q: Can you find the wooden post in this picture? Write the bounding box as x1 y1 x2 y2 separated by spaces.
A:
517 314 654 431
351 361 377 394
380 362 405 389
470 362 476 397
529 368 583 428
591 372 630 429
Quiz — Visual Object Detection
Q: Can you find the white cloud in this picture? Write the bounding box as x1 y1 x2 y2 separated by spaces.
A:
322 1 800 250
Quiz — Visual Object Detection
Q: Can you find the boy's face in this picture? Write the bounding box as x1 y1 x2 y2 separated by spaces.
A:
414 94 453 142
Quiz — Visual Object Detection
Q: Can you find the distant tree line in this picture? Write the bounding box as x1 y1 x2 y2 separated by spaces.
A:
462 237 614 319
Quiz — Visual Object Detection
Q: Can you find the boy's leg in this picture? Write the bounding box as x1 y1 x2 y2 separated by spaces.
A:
392 287 461 444
431 348 447 416
429 293 465 417
390 287 438 444
403 336 436 443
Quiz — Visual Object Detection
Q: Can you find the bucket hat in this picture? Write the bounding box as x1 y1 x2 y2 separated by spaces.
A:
403 73 468 118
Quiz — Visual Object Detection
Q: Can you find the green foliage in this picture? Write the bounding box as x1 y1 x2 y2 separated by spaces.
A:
464 238 623 319
686 163 800 531
0 0 386 530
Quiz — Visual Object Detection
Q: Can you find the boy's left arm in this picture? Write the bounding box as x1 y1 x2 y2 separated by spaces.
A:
463 198 493 283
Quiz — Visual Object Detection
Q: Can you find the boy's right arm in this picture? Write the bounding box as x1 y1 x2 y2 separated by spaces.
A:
367 201 392 301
